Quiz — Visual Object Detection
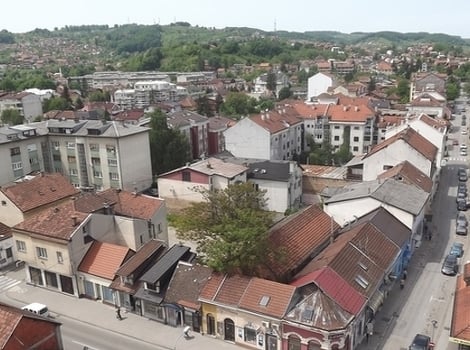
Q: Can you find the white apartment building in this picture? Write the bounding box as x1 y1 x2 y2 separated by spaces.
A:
0 120 153 192
0 92 43 123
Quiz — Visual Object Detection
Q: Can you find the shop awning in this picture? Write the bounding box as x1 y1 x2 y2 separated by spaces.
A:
367 290 384 314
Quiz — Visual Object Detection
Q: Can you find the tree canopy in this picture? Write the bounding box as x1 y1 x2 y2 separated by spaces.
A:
171 182 277 275
1 109 23 125
148 109 190 176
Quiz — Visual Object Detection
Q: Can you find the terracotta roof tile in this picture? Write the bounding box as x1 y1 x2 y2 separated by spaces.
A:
115 239 166 277
450 264 470 343
378 160 433 193
98 189 164 220
0 305 21 348
365 127 437 161
199 273 251 307
328 104 375 122
266 205 340 279
78 241 134 280
13 200 88 241
291 266 366 316
251 109 303 134
199 272 225 301
165 262 213 309
0 223 11 240
239 277 296 318
1 173 79 212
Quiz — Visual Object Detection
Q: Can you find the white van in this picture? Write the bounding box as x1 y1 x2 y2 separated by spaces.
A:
21 302 49 317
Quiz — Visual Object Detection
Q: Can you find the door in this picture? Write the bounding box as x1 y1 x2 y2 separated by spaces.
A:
224 318 235 342
206 314 215 335
84 280 95 298
266 333 278 350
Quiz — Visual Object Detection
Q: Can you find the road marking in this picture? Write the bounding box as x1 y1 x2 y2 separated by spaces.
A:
0 276 21 292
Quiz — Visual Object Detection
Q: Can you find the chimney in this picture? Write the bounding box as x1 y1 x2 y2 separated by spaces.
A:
71 215 78 226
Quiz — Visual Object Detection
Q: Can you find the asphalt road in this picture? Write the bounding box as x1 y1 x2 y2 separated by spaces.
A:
382 107 469 350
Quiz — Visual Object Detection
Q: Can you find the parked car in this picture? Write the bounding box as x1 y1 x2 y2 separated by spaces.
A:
458 199 468 211
461 149 468 156
450 242 464 258
409 333 431 350
21 303 49 317
458 183 468 195
457 212 468 227
441 254 459 276
456 191 467 203
456 223 468 236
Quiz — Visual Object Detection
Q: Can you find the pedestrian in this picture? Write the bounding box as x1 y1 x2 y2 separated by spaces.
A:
366 322 373 343
400 278 405 290
116 307 122 320
403 269 408 280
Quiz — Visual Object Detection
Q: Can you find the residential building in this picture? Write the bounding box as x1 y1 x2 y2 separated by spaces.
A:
377 161 433 194
0 124 48 185
409 72 447 100
207 116 234 156
0 92 42 123
0 172 79 227
39 119 152 192
157 157 248 209
323 178 429 250
361 127 437 181
252 71 290 98
0 302 64 349
406 92 451 119
77 241 134 304
224 109 303 161
307 72 336 101
166 110 209 160
449 262 470 348
0 223 14 269
199 273 296 350
110 239 168 313
164 261 212 331
134 244 194 324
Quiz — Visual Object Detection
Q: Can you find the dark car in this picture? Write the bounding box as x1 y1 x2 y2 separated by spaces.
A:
409 333 431 350
450 242 464 258
441 254 458 276
458 183 468 195
457 199 468 211
456 223 468 236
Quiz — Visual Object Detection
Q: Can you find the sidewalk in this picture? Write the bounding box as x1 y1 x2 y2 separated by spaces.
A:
0 268 239 350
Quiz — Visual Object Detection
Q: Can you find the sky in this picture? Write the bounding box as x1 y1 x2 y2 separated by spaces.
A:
3 0 470 38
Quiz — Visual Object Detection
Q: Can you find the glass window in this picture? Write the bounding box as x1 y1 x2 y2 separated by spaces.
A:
288 335 301 350
57 251 63 264
12 162 23 170
45 271 58 288
89 143 99 151
66 142 75 149
10 147 20 156
108 159 118 167
109 172 119 181
244 327 257 343
16 240 26 252
36 247 48 259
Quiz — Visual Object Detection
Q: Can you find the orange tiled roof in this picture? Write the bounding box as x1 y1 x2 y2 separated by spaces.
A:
98 189 164 220
14 200 88 241
450 264 470 343
290 102 330 119
378 160 433 193
0 305 21 347
250 109 302 134
266 205 340 279
364 127 437 161
199 273 251 306
78 241 133 280
0 223 11 239
328 104 375 122
1 173 79 213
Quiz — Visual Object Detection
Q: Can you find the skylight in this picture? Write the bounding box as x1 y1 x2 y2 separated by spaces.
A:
259 295 270 306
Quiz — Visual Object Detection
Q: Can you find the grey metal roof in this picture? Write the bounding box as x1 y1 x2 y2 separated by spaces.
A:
326 178 429 215
140 244 191 283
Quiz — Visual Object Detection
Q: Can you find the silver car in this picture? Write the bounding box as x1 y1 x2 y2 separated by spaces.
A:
457 212 468 227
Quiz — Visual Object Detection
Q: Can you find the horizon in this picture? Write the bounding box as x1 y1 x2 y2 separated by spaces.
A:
2 0 470 39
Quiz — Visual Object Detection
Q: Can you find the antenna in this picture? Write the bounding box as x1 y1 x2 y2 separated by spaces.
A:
274 19 277 32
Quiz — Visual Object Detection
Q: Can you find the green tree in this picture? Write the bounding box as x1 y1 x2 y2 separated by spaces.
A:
1 109 23 125
334 126 353 165
42 96 71 112
266 72 277 96
446 82 459 100
278 86 292 101
148 110 190 175
220 92 257 118
172 182 276 275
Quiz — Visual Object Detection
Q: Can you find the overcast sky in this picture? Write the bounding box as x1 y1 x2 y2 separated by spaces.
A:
3 0 470 38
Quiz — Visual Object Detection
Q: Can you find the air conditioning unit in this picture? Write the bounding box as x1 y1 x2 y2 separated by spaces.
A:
262 321 270 329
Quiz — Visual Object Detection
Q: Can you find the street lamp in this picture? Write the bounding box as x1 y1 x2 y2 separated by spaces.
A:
174 326 191 350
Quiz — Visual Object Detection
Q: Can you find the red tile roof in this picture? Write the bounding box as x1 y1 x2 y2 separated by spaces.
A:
239 278 296 318
250 109 302 134
98 189 165 220
14 200 88 241
266 205 340 279
290 266 366 315
328 104 375 122
1 173 79 212
378 161 433 193
78 241 134 280
0 306 21 348
450 264 470 344
364 127 437 161
0 223 11 240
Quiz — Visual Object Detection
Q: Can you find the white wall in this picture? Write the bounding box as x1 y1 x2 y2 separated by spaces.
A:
307 73 333 101
157 178 209 203
325 197 383 227
362 142 432 181
224 118 271 159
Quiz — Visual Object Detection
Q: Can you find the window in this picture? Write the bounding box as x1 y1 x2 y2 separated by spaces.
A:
353 136 359 142
12 162 23 170
354 126 360 130
45 271 58 288
1 200 6 206
244 326 257 343
182 171 191 182
16 240 26 252
69 168 78 176
109 172 119 181
353 146 359 152
6 247 13 258
334 136 340 141
52 154 61 161
91 157 101 166
106 145 116 154
108 158 118 167
36 247 48 259
57 252 63 264
93 171 102 178
10 147 20 156
334 126 340 129
288 335 301 350
51 141 60 150
67 155 76 163
89 143 99 151
66 142 75 149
